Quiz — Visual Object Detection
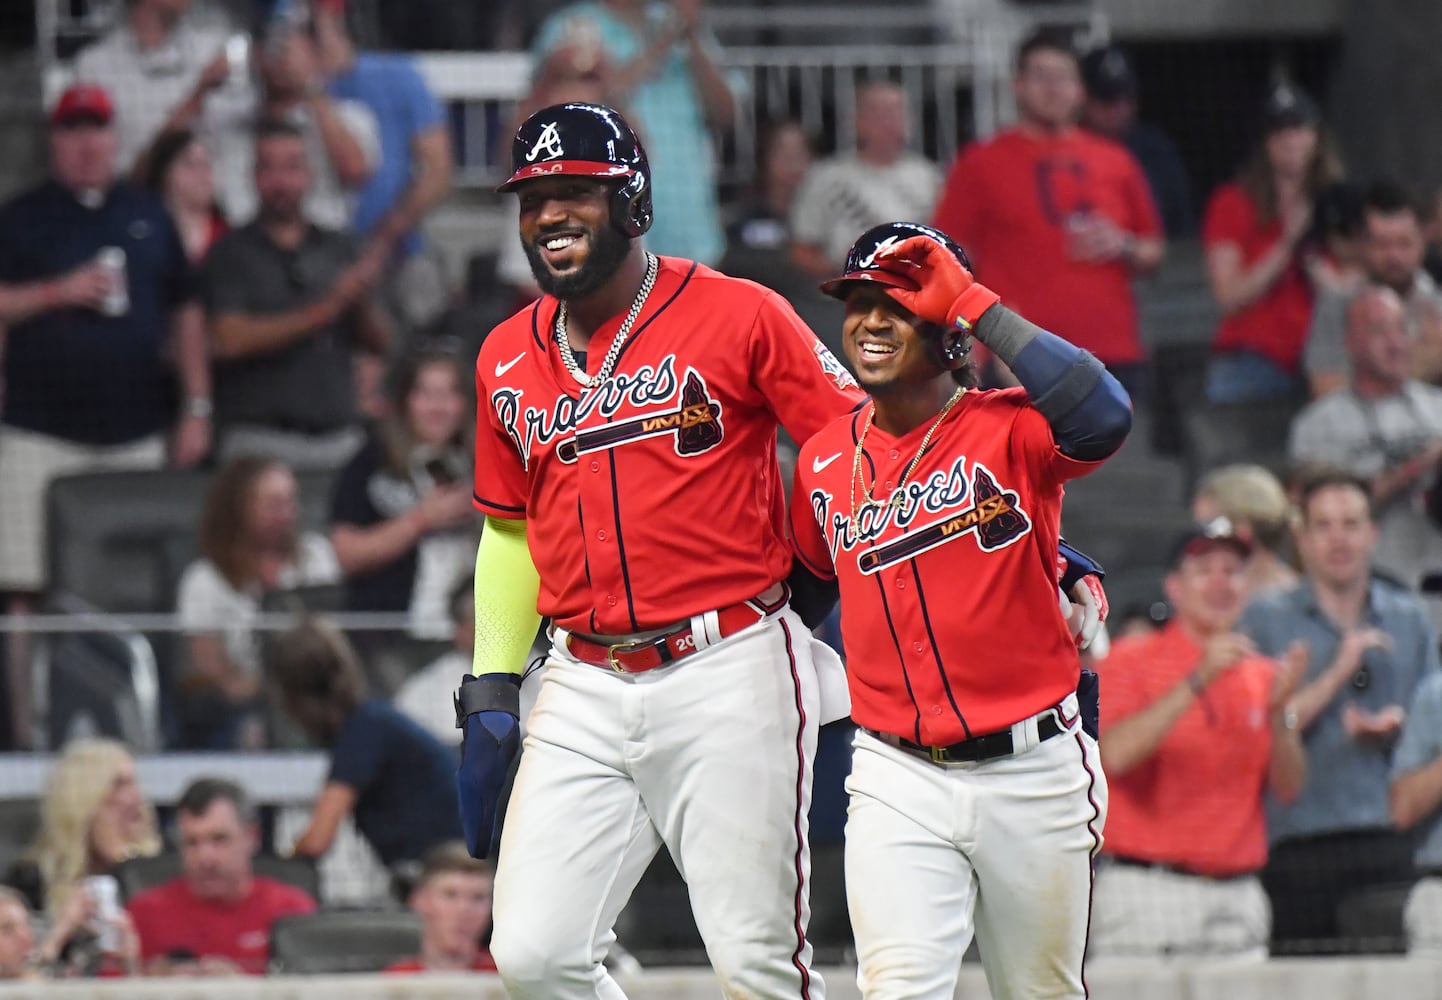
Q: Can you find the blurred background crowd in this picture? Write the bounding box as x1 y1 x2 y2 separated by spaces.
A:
1 0 1442 983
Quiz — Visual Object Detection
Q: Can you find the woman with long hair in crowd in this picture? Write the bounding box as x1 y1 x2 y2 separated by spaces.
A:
6 740 154 975
329 342 476 641
176 456 339 748
142 128 227 265
1202 81 1343 403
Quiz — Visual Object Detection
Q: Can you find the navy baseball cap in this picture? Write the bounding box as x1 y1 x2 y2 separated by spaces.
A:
820 221 973 300
1168 517 1254 568
1081 46 1137 103
1260 82 1321 133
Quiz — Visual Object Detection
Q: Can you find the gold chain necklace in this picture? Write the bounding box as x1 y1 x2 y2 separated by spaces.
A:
849 387 966 530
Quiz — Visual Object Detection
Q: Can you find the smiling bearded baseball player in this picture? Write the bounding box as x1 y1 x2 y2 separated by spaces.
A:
790 221 1130 1000
453 102 870 1000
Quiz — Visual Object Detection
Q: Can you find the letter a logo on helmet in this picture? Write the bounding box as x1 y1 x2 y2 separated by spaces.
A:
525 122 565 163
498 103 654 238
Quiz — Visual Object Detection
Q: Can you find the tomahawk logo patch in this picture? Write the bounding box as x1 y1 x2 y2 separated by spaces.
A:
526 122 565 162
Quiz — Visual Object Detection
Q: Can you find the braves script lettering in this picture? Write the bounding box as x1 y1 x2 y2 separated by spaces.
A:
812 457 1031 569
493 356 723 468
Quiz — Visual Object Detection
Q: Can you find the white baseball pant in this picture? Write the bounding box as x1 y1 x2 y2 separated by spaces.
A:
844 717 1107 1000
489 607 825 1000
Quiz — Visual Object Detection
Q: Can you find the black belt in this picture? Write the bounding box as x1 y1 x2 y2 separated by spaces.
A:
1109 855 1258 882
867 711 1064 765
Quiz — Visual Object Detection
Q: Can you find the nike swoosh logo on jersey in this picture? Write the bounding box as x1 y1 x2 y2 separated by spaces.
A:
494 352 526 378
813 452 842 473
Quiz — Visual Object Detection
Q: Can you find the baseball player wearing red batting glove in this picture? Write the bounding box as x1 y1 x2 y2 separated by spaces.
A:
464 102 865 1000
792 221 1131 1000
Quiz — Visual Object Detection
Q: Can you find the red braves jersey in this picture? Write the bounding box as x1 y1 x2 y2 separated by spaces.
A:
790 388 1100 743
474 256 864 635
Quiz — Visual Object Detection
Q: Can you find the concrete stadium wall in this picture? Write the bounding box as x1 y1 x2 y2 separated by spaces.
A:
5 957 1442 999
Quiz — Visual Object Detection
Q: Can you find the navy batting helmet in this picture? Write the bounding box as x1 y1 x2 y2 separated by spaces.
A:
821 222 976 370
498 102 653 239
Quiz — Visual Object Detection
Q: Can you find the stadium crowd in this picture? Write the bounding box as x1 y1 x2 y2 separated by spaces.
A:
5 0 1442 981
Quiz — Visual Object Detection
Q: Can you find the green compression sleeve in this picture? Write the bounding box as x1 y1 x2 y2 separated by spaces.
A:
472 516 543 677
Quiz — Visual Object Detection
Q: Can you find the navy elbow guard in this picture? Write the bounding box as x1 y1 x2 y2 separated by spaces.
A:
455 672 523 860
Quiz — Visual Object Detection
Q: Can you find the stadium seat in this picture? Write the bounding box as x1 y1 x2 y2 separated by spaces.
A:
1335 883 1412 955
269 909 422 974
39 592 162 751
0 800 40 881
116 852 320 903
46 468 340 614
46 470 212 614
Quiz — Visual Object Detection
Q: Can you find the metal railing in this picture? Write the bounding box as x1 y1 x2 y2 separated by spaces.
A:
35 3 1103 189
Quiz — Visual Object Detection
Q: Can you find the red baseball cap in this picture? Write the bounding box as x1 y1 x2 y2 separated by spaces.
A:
50 84 115 128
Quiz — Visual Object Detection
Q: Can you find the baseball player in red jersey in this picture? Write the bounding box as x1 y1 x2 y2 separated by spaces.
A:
452 103 866 1000
790 221 1132 999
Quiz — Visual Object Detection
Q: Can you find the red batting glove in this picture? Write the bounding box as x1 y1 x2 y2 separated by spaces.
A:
875 235 1000 332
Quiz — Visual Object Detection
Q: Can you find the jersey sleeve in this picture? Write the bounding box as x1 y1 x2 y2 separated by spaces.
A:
472 348 530 517
748 290 864 445
788 457 836 581
1006 394 1106 486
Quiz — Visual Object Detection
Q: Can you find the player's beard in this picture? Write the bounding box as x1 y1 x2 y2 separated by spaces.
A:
524 222 634 300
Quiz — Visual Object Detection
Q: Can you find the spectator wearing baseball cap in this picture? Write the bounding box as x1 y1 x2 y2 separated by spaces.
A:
0 83 210 745
1090 517 1307 958
1079 45 1193 239
1241 470 1435 953
1201 81 1342 404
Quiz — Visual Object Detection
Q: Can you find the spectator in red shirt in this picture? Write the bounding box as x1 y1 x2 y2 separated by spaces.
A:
931 27 1163 397
386 841 496 974
1201 83 1343 403
1090 519 1307 958
126 778 315 976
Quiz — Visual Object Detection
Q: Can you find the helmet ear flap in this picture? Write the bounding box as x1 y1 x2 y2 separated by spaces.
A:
610 171 653 238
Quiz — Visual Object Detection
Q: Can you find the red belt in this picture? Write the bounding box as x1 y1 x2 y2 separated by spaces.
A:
565 589 788 673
